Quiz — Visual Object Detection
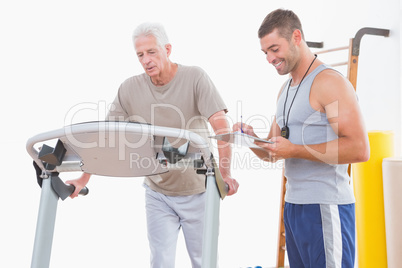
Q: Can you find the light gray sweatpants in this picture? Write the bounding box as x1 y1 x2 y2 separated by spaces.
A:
144 184 206 268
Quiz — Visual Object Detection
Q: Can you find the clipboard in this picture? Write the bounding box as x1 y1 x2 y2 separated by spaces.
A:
209 131 273 149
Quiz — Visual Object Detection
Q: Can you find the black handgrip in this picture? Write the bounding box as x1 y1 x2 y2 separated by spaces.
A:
50 174 89 200
65 184 89 196
78 186 89 196
33 161 89 200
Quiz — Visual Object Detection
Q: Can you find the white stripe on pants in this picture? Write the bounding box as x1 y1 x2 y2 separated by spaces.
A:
144 184 206 268
320 204 343 268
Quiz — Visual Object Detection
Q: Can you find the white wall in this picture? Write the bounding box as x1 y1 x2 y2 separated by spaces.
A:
1 0 400 267
357 0 402 153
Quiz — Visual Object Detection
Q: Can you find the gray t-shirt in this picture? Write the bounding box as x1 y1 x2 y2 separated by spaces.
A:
107 64 227 196
276 64 355 205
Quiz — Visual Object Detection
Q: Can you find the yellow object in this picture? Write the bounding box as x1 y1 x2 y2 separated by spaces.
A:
352 130 394 268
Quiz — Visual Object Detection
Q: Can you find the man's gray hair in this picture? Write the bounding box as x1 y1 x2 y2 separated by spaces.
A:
132 22 169 49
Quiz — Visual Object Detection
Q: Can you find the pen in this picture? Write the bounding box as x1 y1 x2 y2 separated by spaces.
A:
241 115 243 133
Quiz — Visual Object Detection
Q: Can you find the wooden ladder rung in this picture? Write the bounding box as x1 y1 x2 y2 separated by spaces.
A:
314 45 349 54
330 61 348 67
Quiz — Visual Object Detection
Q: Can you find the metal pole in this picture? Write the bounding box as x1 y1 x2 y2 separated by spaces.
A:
31 176 59 268
201 169 221 268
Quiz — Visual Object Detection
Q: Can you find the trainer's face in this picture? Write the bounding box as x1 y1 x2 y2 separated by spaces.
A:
260 29 299 75
135 35 171 78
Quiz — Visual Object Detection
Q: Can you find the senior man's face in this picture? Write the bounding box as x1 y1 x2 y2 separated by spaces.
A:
135 35 170 78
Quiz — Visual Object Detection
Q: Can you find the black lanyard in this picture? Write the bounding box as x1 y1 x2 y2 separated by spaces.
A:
281 54 317 139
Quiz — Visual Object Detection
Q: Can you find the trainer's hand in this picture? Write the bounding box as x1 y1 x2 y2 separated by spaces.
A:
232 122 255 137
254 136 291 162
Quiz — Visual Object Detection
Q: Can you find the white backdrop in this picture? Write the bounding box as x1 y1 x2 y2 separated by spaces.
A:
1 0 400 267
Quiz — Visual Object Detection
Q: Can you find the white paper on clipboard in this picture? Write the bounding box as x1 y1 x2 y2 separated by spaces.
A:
209 131 273 149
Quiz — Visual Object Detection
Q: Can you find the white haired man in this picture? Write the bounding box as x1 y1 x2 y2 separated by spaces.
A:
67 22 238 268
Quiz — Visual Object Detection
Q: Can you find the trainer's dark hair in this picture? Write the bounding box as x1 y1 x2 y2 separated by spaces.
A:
258 9 305 41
